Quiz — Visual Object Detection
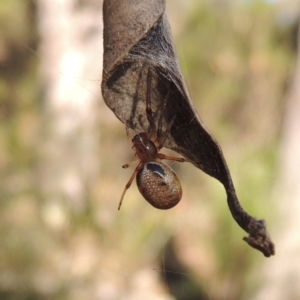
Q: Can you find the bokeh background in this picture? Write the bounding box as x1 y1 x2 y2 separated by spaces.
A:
1 0 300 299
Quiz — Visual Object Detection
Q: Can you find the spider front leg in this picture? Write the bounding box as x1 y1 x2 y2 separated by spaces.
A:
157 153 187 163
156 89 172 143
118 161 143 210
124 121 133 141
145 69 156 139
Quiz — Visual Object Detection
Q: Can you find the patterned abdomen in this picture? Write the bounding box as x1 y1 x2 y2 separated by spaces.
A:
136 161 182 209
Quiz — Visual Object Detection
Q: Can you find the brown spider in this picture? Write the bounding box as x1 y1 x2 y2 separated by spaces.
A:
118 69 187 210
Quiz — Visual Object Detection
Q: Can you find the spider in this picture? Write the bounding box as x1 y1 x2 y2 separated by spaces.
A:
118 69 187 210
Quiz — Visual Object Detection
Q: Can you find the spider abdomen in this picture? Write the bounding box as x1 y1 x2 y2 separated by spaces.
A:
136 161 182 209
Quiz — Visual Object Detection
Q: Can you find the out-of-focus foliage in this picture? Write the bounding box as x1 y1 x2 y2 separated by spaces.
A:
0 1 41 300
0 0 38 198
172 0 296 295
172 1 296 298
0 0 298 300
177 0 294 144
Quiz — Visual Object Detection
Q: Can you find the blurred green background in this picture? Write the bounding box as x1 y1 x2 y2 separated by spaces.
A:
1 0 299 299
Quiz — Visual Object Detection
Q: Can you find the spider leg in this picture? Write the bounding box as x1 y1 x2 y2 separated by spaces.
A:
157 114 176 149
156 89 171 142
118 161 143 210
157 153 187 163
125 121 133 141
122 159 139 169
145 68 156 139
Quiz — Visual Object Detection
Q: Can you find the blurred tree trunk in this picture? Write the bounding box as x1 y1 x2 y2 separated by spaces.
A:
36 1 104 296
254 18 300 300
37 0 102 220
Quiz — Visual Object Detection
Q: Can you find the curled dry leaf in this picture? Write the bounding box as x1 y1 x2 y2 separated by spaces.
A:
101 0 275 257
